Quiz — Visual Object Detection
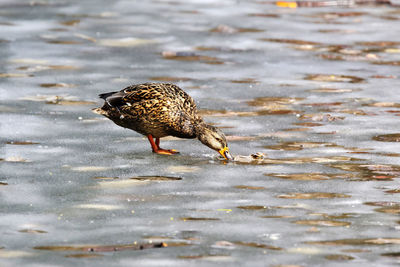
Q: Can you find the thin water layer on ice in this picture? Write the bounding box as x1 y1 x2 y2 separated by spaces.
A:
1 0 400 266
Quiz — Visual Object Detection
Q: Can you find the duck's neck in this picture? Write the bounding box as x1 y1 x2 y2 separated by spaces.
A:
193 121 208 137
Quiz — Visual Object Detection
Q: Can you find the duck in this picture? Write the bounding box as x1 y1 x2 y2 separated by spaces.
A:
93 83 233 160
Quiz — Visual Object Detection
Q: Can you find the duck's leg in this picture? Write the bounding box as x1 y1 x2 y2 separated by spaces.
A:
147 135 179 155
155 138 179 154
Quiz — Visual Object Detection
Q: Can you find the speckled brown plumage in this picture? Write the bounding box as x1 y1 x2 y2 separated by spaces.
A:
94 83 233 160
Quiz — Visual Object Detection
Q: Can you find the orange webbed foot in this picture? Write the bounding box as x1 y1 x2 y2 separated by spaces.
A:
147 135 179 156
153 148 180 155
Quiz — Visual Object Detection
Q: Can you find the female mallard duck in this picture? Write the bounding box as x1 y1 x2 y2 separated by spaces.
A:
94 83 233 160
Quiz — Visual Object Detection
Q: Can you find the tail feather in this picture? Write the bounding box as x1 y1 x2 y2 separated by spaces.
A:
99 91 117 100
99 91 125 107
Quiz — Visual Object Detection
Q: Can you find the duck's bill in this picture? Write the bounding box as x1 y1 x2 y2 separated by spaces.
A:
219 147 233 161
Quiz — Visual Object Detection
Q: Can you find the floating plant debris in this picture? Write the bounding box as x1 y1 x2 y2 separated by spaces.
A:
305 238 400 246
329 163 400 181
293 122 323 127
130 176 182 181
312 11 367 18
233 156 358 166
8 58 48 65
21 94 94 105
230 78 260 84
74 33 97 42
372 133 400 142
385 188 400 194
342 249 371 253
234 241 282 250
34 242 168 252
18 229 48 234
365 201 400 214
266 173 355 181
39 83 75 88
60 19 80 26
210 24 264 34
4 156 29 162
298 113 345 121
75 204 123 210
307 88 361 93
16 65 79 72
370 75 397 79
261 215 294 218
373 61 400 66
324 254 354 261
247 97 304 107
161 51 223 64
46 40 82 45
98 179 147 188
234 185 266 190
180 217 220 221
374 207 400 214
65 253 103 258
92 176 118 180
178 254 231 260
0 250 34 258
382 252 400 258
260 38 322 46
6 141 39 145
356 41 400 47
0 182 8 186
313 213 355 219
278 192 351 199
0 73 33 78
237 205 268 210
365 102 400 107
305 74 365 83
210 24 238 34
265 141 337 151
248 13 280 18
293 220 351 227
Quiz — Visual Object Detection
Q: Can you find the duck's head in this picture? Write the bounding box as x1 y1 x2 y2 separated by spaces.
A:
196 124 233 160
